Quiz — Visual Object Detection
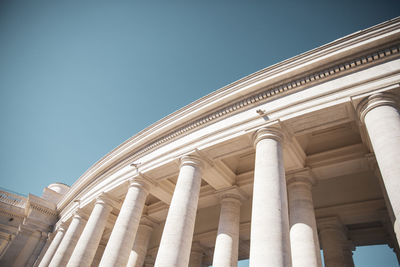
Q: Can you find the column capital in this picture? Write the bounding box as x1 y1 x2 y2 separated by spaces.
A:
253 127 283 147
216 186 247 205
95 192 118 209
286 168 316 187
129 173 156 193
73 208 89 222
55 221 68 233
357 92 399 124
317 217 347 235
180 154 205 170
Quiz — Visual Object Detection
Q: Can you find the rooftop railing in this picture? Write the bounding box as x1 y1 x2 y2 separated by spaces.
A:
0 190 26 208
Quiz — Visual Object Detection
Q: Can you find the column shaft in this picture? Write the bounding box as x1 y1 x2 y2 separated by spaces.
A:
343 248 355 267
318 217 352 267
154 155 203 267
67 195 113 267
320 229 345 267
0 236 11 258
49 211 87 267
249 128 290 267
126 218 155 267
26 232 47 267
358 93 400 242
38 227 66 267
212 194 241 267
33 233 53 267
99 178 151 267
13 230 41 267
288 175 321 267
0 228 34 266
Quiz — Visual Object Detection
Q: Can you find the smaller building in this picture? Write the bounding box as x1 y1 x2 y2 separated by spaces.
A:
0 183 69 266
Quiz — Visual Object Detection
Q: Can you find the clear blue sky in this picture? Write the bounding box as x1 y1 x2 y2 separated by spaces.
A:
1 1 399 266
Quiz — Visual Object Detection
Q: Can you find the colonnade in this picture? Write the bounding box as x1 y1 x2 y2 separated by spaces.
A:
36 92 400 267
1 226 47 267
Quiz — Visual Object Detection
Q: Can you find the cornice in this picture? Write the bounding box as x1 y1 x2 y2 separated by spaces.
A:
26 194 58 217
59 19 400 210
127 43 399 161
26 201 58 218
106 43 400 164
0 208 25 220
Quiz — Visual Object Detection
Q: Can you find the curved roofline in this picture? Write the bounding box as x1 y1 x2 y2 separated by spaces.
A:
48 182 70 188
59 17 400 209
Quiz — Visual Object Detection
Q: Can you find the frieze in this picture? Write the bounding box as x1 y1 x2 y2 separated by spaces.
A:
130 44 400 160
27 202 58 217
0 208 25 220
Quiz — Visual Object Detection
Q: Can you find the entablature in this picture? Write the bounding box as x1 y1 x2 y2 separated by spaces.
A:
56 20 400 226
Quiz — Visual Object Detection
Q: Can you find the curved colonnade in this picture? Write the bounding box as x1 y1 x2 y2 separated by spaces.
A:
1 18 400 267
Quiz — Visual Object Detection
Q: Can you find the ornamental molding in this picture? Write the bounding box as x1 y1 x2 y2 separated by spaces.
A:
97 44 400 185
131 44 400 162
26 201 58 217
0 208 25 220
26 195 58 218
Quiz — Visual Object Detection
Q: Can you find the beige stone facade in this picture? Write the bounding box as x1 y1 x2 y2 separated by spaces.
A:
1 18 400 266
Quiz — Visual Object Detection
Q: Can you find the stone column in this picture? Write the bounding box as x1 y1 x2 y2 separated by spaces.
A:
366 154 396 225
367 155 400 263
25 232 48 267
212 188 243 267
378 209 400 264
0 234 13 259
13 229 41 267
126 216 157 267
0 225 39 266
0 233 12 258
189 242 205 267
99 177 153 267
318 217 352 267
154 155 204 267
49 210 88 267
67 194 114 267
357 92 400 242
33 232 54 267
287 170 322 267
343 242 355 267
249 127 290 267
38 224 67 267
0 232 19 265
